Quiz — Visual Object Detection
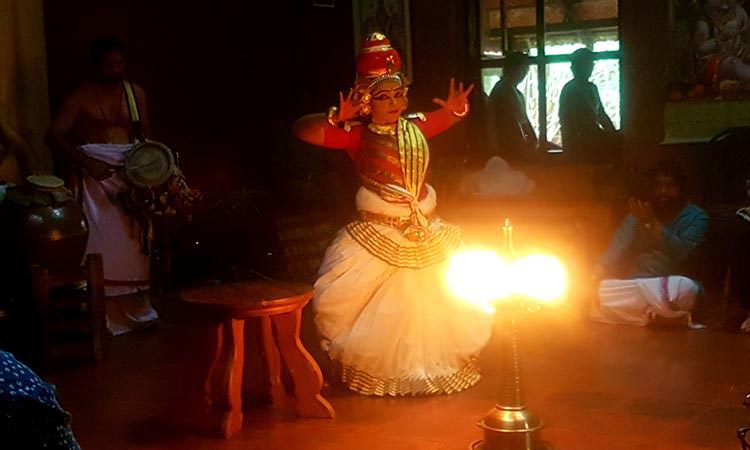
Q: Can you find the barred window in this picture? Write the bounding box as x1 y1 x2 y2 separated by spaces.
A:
478 0 620 150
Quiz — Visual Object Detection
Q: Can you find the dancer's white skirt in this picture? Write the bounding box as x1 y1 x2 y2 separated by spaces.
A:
314 186 493 395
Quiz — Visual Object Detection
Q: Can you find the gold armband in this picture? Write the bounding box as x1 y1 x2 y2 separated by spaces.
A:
327 106 353 132
327 106 340 127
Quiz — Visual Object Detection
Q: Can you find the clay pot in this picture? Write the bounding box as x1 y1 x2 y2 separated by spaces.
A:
3 175 88 271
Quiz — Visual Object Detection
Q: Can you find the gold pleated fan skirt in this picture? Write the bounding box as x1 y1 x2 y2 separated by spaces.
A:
337 359 481 396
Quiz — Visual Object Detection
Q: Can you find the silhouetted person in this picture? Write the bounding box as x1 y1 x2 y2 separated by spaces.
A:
559 48 619 162
488 52 537 164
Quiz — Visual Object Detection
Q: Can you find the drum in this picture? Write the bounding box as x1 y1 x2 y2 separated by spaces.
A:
123 140 176 188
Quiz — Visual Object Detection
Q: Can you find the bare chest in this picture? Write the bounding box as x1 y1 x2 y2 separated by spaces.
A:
77 91 133 144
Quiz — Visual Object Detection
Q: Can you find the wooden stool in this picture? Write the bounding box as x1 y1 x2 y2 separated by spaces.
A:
179 280 334 438
31 253 106 370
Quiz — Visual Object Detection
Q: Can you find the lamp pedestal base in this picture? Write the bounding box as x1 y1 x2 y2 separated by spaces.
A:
468 404 551 450
470 439 554 450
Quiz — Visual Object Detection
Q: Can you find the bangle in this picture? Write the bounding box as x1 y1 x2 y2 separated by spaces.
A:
327 106 353 132
327 106 340 127
451 102 469 118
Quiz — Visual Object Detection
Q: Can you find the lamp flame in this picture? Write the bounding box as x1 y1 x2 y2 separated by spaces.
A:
509 253 567 303
446 250 510 314
446 249 567 310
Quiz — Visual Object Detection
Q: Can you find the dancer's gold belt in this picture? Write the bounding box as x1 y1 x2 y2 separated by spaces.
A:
358 210 435 231
345 220 461 269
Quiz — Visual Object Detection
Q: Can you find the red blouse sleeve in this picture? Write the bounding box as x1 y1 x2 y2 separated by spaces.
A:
415 108 460 139
322 125 363 161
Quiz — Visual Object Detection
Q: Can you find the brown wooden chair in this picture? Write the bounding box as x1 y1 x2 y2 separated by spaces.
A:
31 253 106 370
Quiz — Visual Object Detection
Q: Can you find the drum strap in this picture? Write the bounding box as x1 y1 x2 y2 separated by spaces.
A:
122 80 144 142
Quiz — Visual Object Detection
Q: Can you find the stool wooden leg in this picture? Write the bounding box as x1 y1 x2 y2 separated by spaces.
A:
260 315 285 405
211 318 245 438
86 254 105 362
31 264 52 371
272 310 335 419
185 317 245 438
183 319 222 433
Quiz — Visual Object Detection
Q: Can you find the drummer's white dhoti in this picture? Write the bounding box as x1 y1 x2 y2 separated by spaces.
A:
79 143 157 335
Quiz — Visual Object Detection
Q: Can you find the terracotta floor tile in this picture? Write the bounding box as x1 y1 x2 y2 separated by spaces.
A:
544 390 629 412
38 287 750 450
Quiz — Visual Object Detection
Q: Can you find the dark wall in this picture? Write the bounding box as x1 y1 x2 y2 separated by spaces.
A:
43 0 480 195
409 0 474 194
620 0 662 166
43 1 355 194
620 0 680 168
410 0 472 107
44 1 742 202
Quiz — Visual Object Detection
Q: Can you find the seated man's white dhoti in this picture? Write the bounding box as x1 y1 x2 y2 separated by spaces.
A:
592 276 702 328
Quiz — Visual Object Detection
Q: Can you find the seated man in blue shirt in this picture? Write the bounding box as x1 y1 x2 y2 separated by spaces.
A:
592 161 709 327
596 161 709 278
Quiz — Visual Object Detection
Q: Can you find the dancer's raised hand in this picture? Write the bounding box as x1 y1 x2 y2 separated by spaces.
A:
337 88 364 122
432 78 474 116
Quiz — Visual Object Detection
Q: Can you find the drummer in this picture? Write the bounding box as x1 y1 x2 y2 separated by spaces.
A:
46 36 158 335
